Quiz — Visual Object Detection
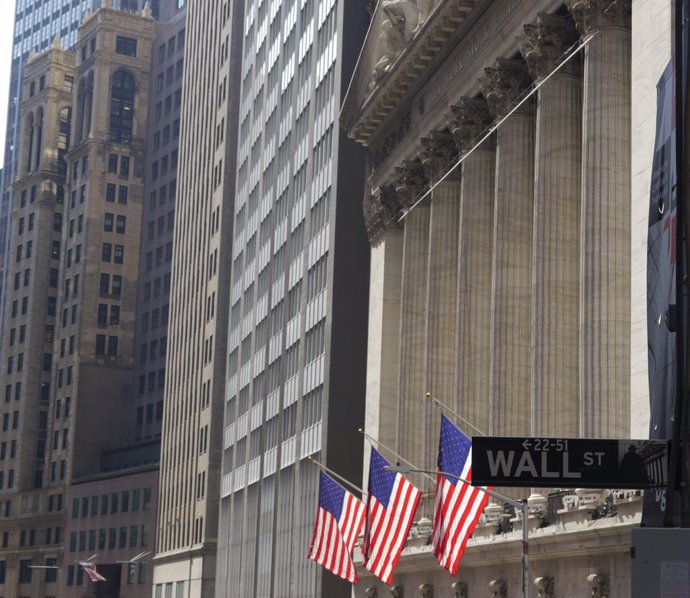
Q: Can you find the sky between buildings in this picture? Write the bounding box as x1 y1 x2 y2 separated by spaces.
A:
0 0 17 169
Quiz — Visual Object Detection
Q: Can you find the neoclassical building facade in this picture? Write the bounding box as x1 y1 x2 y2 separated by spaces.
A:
341 0 662 595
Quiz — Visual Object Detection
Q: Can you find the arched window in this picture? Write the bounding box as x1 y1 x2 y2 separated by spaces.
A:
109 70 136 143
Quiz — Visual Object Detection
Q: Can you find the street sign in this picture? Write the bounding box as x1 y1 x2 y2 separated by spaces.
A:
472 437 669 489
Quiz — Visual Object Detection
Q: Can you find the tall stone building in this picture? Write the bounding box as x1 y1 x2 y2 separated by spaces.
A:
341 0 644 595
0 1 170 360
152 2 238 597
0 5 182 598
213 1 370 597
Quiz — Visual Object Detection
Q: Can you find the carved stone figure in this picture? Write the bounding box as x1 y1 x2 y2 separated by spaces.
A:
371 16 407 83
391 586 405 598
362 185 402 242
416 0 438 30
365 587 379 598
382 0 420 40
450 580 468 598
394 159 428 209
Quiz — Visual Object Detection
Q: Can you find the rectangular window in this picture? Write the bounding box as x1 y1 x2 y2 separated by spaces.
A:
95 335 106 355
114 245 124 264
116 215 126 234
108 154 118 173
106 183 116 202
115 36 137 57
118 186 128 204
100 273 110 295
120 156 130 176
102 243 112 262
112 276 122 298
104 213 114 232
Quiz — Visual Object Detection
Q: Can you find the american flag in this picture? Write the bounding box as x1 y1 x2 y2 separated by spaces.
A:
362 447 421 584
432 414 491 575
79 561 106 583
308 471 366 583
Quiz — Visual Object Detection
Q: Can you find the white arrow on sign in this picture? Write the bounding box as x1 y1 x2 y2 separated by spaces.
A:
522 439 532 450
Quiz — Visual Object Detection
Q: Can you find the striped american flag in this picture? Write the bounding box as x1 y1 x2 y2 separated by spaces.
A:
79 561 106 583
362 447 421 584
432 414 491 575
308 471 366 583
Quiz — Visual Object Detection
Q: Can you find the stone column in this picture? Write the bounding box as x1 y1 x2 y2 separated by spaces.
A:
394 159 432 502
362 187 404 454
482 59 535 438
449 97 495 436
521 13 582 438
420 130 460 447
567 0 631 437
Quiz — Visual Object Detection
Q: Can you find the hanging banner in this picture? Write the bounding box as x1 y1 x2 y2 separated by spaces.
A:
644 60 679 526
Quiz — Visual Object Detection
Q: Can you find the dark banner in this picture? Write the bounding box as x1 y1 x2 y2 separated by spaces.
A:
644 59 680 526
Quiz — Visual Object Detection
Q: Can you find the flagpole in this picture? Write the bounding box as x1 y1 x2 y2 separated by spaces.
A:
425 392 487 437
385 464 529 598
358 428 436 484
307 456 366 496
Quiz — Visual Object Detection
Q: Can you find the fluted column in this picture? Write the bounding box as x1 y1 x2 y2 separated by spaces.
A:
568 0 631 437
521 13 582 437
421 130 460 437
449 98 495 436
395 160 431 473
482 59 535 438
362 187 404 453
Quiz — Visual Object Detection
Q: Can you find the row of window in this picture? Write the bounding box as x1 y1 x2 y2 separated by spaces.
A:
149 179 177 209
139 337 167 364
152 119 180 152
71 487 152 520
69 524 149 552
157 30 185 65
137 370 166 394
150 149 179 181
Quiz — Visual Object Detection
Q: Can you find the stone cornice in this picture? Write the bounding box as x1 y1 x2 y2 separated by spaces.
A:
341 0 478 147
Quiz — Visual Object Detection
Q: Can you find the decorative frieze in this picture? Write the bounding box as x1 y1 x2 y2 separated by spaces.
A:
420 129 458 182
566 0 631 35
448 96 493 153
481 58 533 119
521 13 580 80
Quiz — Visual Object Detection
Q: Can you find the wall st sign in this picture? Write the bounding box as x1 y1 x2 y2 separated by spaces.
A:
472 437 669 489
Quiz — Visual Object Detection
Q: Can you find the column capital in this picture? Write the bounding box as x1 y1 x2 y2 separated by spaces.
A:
566 0 631 35
420 129 458 182
363 185 401 243
394 158 428 207
480 58 533 119
449 96 493 153
521 13 580 80
533 576 555 598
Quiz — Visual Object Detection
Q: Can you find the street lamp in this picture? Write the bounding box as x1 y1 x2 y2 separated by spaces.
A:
384 465 530 598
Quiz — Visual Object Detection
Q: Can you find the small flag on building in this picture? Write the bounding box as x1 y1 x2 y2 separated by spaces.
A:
362 447 421 584
308 471 366 583
79 561 106 583
432 414 491 575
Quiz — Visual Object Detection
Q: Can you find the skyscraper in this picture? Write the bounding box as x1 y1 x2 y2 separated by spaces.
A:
152 2 239 597
0 4 183 597
214 2 370 597
1 1 168 357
